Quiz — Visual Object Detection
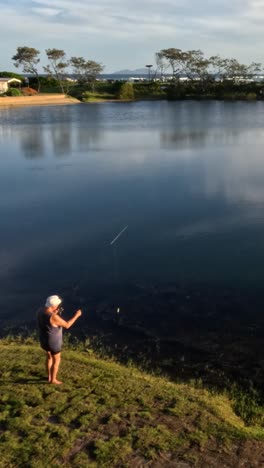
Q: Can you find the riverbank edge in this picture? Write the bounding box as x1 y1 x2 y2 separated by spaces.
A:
0 94 158 107
0 94 81 108
0 94 261 108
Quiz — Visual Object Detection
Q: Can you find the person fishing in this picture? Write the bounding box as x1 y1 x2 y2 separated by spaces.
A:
37 295 82 384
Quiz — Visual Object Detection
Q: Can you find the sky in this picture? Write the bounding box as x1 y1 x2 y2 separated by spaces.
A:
0 0 264 73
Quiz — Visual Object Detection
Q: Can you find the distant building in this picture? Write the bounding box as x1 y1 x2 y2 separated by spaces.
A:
128 77 146 82
0 78 22 93
64 77 77 82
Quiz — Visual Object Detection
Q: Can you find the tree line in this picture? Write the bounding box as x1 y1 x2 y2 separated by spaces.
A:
8 46 264 99
11 47 104 93
156 48 261 79
155 48 262 90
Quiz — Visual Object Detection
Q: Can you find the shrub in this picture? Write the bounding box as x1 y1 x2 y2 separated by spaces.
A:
21 87 38 96
6 88 22 96
118 82 135 100
94 81 122 95
68 81 121 100
166 84 187 100
81 91 95 101
80 91 115 101
246 92 257 100
29 76 58 89
133 82 163 98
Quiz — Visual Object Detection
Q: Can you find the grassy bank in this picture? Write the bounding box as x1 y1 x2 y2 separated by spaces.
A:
66 80 264 102
1 81 264 107
1 337 264 467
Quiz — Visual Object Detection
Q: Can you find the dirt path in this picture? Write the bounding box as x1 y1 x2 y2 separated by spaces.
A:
0 93 80 108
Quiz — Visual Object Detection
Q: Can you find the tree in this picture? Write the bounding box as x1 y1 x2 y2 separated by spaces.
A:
223 58 248 81
185 50 211 92
210 56 261 82
222 59 261 82
44 49 68 93
12 47 40 91
246 62 262 78
209 55 228 79
70 56 86 81
70 57 104 91
118 82 134 100
154 52 169 80
158 48 191 78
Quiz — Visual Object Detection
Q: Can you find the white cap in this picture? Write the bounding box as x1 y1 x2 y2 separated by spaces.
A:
45 295 62 308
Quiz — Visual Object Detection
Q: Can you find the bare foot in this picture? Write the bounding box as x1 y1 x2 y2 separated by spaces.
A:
50 379 63 385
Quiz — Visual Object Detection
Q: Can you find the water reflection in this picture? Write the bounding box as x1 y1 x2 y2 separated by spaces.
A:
77 127 101 151
51 126 72 157
20 126 45 159
2 101 264 317
160 128 254 150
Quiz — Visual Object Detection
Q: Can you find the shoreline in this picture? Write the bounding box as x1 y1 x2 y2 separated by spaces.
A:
0 93 81 108
2 281 264 392
0 94 261 108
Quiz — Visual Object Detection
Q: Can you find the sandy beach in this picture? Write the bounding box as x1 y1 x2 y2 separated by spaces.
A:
0 93 80 108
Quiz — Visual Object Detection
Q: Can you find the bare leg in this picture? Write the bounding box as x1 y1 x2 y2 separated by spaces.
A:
50 352 62 384
46 351 52 382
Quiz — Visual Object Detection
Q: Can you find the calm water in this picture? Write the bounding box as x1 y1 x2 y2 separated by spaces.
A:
1 100 264 318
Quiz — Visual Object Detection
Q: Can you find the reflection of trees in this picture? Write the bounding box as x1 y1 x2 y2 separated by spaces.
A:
20 124 73 159
77 127 101 150
160 101 252 150
51 126 72 157
17 104 104 159
161 130 207 149
19 116 102 160
76 104 101 151
161 128 246 150
20 126 44 159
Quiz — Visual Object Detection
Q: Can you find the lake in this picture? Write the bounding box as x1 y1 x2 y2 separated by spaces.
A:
1 100 264 320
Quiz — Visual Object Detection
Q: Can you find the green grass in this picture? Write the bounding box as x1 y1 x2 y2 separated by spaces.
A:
81 91 116 102
0 338 264 467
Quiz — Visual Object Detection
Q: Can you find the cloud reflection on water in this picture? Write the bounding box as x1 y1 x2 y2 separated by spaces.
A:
2 101 264 303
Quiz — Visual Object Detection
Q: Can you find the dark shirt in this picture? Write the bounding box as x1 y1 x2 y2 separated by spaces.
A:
37 308 63 354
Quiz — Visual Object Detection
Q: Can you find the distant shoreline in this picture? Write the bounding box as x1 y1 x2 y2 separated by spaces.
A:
0 94 261 108
0 93 80 108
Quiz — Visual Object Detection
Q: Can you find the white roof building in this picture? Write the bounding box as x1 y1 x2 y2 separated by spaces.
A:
0 78 22 93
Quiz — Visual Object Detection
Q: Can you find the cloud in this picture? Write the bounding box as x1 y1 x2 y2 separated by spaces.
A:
31 7 63 17
0 0 264 70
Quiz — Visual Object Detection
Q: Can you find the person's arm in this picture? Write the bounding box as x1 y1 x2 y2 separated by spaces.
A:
50 309 82 329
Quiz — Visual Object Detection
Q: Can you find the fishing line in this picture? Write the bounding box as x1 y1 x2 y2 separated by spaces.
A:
110 225 128 280
110 225 128 245
61 225 129 313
